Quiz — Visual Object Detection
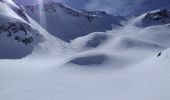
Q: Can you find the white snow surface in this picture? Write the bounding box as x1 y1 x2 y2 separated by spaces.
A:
0 1 170 100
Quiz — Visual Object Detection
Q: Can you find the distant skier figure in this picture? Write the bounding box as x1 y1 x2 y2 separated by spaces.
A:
157 52 162 57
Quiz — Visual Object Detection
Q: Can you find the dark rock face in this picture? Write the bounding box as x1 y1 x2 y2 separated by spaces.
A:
14 36 34 45
139 9 170 27
0 21 34 45
81 9 108 16
13 6 30 22
145 9 170 21
0 21 30 35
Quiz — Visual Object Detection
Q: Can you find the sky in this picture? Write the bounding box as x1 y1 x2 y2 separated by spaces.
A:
15 0 170 16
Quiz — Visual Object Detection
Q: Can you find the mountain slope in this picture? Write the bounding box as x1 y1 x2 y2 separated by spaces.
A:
135 9 170 27
24 1 125 42
0 0 72 59
1 1 170 100
0 0 42 58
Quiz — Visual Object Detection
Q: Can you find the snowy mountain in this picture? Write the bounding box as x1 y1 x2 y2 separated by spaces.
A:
135 9 170 27
0 0 41 58
0 0 69 59
1 0 170 100
24 1 125 42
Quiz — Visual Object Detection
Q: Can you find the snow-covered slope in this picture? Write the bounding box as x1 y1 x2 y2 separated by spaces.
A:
63 9 170 70
1 1 170 100
0 0 42 59
24 1 125 42
0 0 71 59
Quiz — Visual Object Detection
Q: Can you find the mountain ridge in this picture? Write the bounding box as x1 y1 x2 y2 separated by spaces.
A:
24 1 125 42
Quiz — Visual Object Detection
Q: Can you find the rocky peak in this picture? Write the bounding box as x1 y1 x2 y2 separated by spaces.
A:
81 9 108 16
136 9 170 27
145 9 170 22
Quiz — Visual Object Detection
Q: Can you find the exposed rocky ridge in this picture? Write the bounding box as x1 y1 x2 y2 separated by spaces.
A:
13 5 30 22
0 20 34 45
25 1 95 23
138 9 170 27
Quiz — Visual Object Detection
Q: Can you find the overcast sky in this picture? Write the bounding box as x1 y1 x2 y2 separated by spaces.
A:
15 0 170 16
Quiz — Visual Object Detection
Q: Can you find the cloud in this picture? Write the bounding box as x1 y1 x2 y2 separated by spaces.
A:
84 0 145 15
84 0 170 15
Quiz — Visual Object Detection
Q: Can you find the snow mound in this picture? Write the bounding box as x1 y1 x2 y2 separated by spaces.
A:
69 54 107 66
66 51 130 69
71 32 110 49
114 36 162 50
136 24 170 47
85 33 108 48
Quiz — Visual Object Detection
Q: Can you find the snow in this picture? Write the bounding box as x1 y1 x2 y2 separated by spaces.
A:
0 0 170 100
70 32 110 49
1 50 170 100
24 1 124 42
0 13 35 58
69 53 107 65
